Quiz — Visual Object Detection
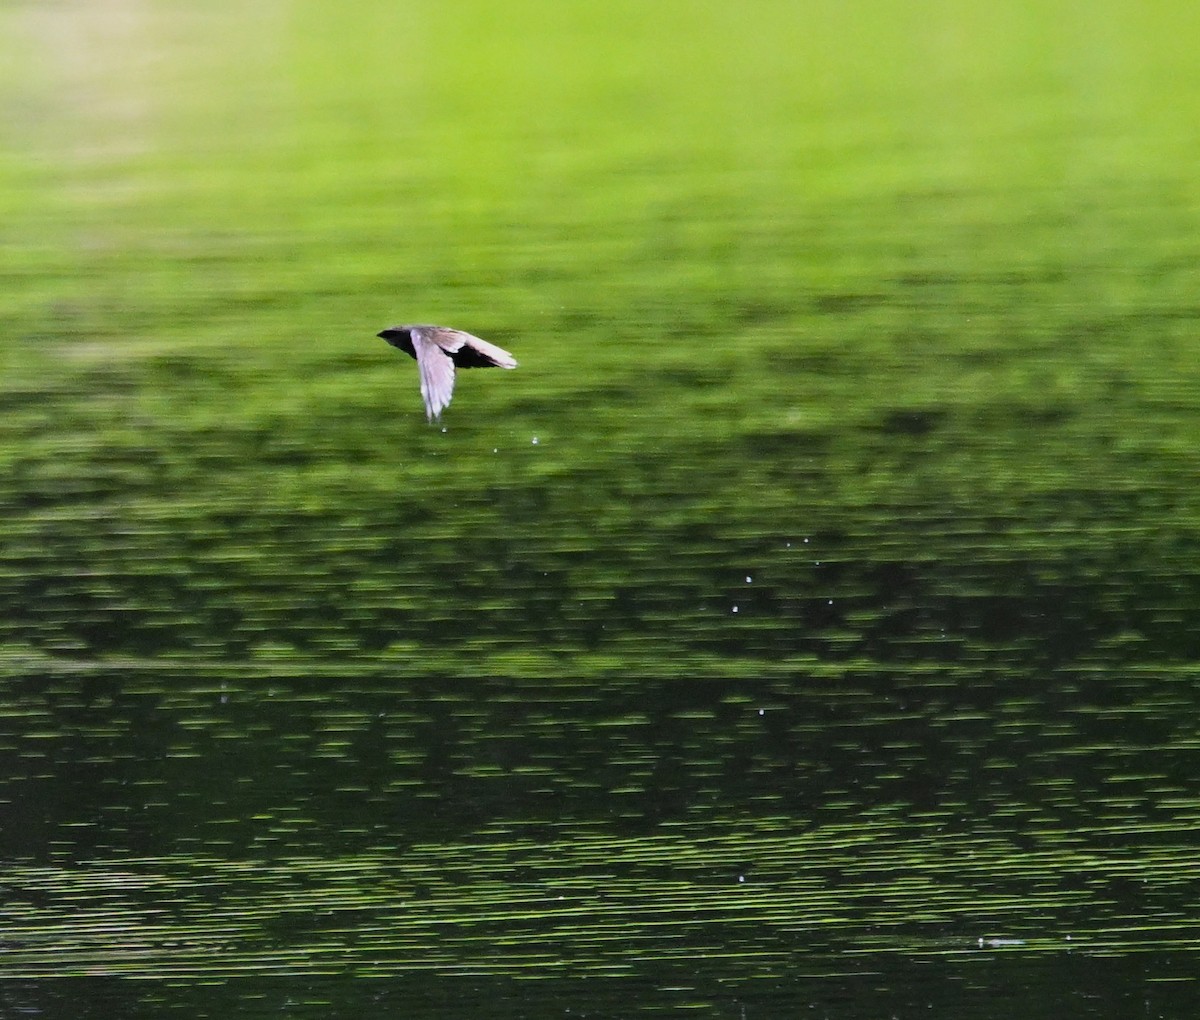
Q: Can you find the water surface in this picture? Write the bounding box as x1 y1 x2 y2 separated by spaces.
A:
3 1 1200 1016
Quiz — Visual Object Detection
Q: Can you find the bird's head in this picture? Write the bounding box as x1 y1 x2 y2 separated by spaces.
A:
378 326 412 349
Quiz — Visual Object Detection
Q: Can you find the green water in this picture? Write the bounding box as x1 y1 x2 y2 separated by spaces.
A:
3 1 1200 1016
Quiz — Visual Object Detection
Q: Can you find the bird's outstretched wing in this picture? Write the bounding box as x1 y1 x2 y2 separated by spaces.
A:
410 329 458 421
427 327 518 370
408 328 516 420
400 326 518 421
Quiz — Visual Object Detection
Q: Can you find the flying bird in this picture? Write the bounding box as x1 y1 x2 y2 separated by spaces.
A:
379 324 517 421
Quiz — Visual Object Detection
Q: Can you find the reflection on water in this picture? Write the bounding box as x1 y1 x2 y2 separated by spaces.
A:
0 659 1197 1016
4 657 1198 856
5 0 1200 1016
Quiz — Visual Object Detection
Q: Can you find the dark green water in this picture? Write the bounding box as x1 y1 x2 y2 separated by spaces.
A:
3 1 1200 1016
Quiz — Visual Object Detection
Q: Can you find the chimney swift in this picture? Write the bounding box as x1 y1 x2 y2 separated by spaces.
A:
379 324 517 421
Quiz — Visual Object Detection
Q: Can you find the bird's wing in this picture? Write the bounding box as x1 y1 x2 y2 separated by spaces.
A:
430 328 518 369
411 329 456 420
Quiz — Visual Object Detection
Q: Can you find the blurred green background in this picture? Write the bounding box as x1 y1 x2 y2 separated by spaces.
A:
4 0 1200 666
2 1 1200 1015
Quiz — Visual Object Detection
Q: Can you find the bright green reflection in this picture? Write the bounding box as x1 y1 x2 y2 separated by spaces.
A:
2 1 1200 1016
